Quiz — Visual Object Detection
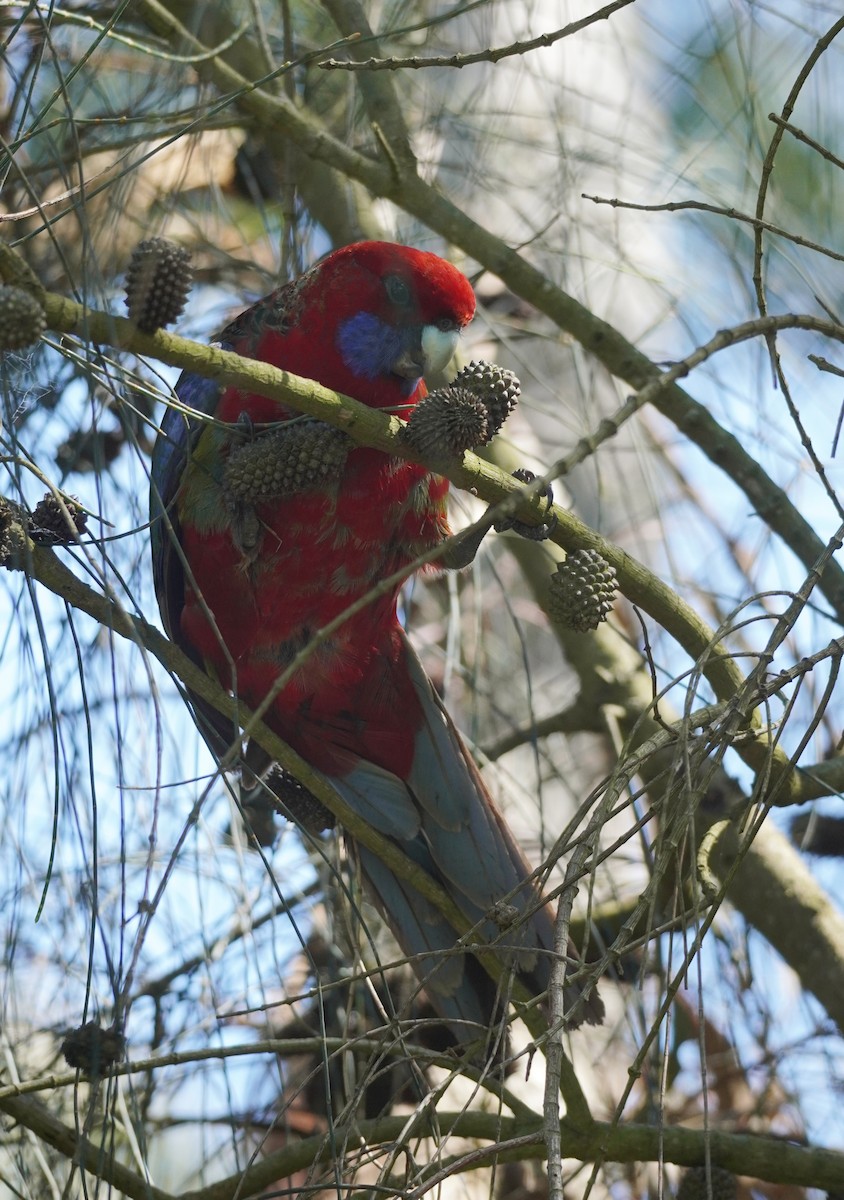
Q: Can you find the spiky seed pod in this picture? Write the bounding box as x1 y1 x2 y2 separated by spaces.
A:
677 1167 738 1200
30 492 88 544
224 421 350 503
61 1021 125 1078
125 238 192 333
265 766 336 834
451 360 520 439
240 751 336 841
401 387 489 458
0 241 47 305
0 285 46 351
548 549 618 632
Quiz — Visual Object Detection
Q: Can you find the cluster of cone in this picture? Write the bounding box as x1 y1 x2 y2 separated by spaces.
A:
401 359 520 458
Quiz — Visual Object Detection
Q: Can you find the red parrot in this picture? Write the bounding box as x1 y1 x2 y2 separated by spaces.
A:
150 241 602 1046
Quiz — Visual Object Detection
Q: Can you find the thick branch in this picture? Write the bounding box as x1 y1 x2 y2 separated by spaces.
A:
2 1093 842 1200
2 524 475 955
34 287 724 660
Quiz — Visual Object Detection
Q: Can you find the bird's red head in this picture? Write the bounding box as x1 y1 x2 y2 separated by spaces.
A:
303 241 476 402
317 240 476 332
221 241 476 417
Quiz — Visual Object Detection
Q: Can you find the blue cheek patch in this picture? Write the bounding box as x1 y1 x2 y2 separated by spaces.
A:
337 312 413 384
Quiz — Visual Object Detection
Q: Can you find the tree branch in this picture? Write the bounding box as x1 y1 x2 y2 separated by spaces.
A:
2 1092 842 1200
25 279 834 806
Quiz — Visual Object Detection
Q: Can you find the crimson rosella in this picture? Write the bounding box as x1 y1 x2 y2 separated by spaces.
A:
150 241 603 1046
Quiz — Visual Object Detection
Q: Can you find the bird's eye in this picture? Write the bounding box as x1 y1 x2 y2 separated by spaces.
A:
436 317 458 333
385 275 412 307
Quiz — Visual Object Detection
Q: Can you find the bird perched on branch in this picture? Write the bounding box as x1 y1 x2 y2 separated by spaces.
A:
150 241 602 1050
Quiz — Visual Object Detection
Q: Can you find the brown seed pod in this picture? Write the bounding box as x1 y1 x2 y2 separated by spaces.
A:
125 237 192 333
401 387 489 458
0 285 46 351
677 1167 738 1200
0 496 16 564
61 1021 125 1078
264 766 336 835
224 420 350 503
451 360 520 438
548 548 618 632
30 492 88 544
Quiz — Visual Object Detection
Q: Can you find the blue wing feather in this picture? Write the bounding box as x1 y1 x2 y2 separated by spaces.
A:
150 363 226 640
149 361 245 758
316 631 606 1038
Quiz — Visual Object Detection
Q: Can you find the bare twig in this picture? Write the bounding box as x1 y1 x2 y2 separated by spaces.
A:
319 0 637 71
582 192 844 265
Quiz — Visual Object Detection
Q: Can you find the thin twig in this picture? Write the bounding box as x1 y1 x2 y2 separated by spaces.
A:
753 15 844 318
582 191 844 264
319 0 636 71
768 112 844 173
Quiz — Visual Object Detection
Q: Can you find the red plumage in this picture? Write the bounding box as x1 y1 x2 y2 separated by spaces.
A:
151 241 602 1045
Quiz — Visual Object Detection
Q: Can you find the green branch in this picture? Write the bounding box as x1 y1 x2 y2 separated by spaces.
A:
2 1092 842 1200
29 282 817 802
